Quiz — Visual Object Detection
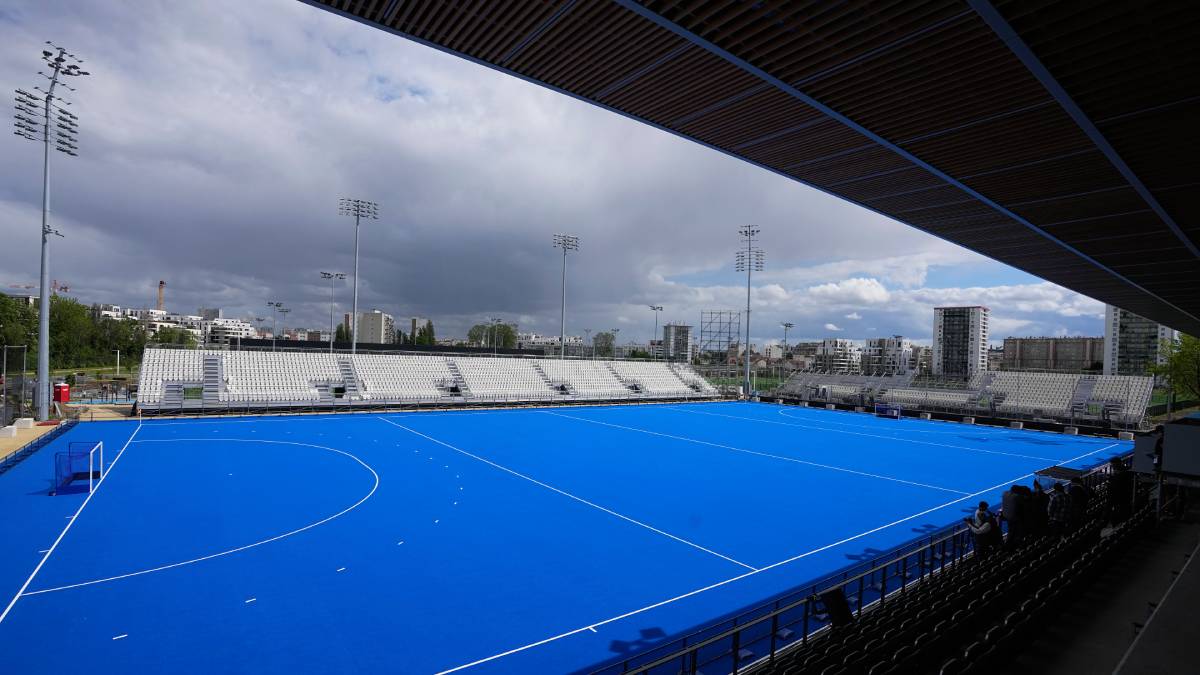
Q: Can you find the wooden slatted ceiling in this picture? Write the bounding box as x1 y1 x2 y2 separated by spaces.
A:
301 0 1200 335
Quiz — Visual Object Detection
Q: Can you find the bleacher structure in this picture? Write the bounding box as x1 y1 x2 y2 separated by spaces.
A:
776 370 1153 428
135 348 719 413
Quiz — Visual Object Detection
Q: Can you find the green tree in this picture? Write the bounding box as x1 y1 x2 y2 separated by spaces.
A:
467 323 516 349
593 331 615 357
414 320 436 346
49 296 98 368
627 349 651 360
1153 334 1200 402
0 294 37 348
335 323 348 343
154 326 198 348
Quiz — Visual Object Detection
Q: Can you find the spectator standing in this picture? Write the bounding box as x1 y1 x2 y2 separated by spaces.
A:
1067 477 1092 529
1001 485 1027 548
966 501 1000 556
1029 481 1049 536
1047 483 1071 536
1108 457 1134 523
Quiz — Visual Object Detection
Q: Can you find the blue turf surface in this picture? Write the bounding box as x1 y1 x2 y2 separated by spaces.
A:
0 402 1127 674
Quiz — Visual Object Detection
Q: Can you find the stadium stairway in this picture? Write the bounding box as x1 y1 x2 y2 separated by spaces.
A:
747 486 1156 675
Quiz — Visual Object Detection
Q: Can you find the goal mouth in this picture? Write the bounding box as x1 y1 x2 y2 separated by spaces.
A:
50 441 104 496
874 404 903 420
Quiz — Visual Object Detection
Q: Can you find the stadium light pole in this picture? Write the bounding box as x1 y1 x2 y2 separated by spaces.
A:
648 306 663 360
553 234 579 359
267 301 283 351
584 328 592 360
781 322 793 358
339 198 379 355
489 317 502 356
611 328 620 359
736 226 764 397
321 272 346 353
14 44 88 420
278 308 291 345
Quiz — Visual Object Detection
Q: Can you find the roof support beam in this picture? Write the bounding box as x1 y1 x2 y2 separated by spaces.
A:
968 0 1200 261
610 0 1200 328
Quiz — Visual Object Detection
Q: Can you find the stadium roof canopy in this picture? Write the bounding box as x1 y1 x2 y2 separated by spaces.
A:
302 0 1200 336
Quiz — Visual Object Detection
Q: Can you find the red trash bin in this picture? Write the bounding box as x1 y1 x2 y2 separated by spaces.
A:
53 383 70 403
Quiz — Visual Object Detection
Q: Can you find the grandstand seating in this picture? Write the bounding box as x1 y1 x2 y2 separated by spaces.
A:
607 360 702 396
745 477 1153 675
536 359 630 399
136 348 718 411
776 369 1154 428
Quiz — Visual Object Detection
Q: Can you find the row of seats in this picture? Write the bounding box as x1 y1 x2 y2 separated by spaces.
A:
757 481 1145 675
137 348 717 408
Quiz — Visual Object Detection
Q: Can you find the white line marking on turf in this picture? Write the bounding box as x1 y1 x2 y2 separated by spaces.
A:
431 442 1121 675
542 411 969 495
245 598 256 604
112 634 128 641
588 626 597 633
0 422 143 627
376 417 758 571
21 438 379 597
678 406 1059 462
337 567 346 572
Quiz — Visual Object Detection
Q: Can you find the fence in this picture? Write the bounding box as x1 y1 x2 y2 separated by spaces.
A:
0 418 77 477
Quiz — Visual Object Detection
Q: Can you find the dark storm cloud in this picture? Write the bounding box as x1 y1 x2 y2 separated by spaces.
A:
0 0 1105 347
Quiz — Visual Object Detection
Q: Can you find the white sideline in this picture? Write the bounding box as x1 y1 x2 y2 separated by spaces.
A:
0 422 142 626
729 408 1062 462
542 410 970 495
431 441 1121 674
22 438 379 596
376 416 757 571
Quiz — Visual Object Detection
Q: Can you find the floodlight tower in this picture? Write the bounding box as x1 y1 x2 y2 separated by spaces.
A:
584 328 593 360
339 198 379 354
736 226 764 396
552 234 579 359
648 305 663 360
267 301 284 351
321 271 346 353
14 43 88 420
781 322 794 357
278 308 291 344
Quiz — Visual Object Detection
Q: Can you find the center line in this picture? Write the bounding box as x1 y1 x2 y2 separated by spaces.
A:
542 411 969 495
376 417 757 571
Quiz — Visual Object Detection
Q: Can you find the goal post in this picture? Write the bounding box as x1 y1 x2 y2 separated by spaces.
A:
874 403 902 420
51 441 104 496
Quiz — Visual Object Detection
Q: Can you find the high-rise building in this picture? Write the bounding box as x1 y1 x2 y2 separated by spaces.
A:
932 306 989 378
1103 305 1178 377
1002 337 1103 372
815 338 862 373
662 323 694 361
198 307 223 321
358 310 395 344
862 335 912 374
911 345 933 375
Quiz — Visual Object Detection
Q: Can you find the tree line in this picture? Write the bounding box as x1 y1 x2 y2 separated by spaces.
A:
0 294 158 371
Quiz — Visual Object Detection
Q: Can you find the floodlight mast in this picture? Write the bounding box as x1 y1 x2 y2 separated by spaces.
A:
736 226 764 397
339 198 379 354
267 301 284 351
321 272 346 353
14 44 88 420
648 306 663 360
553 234 579 358
781 322 793 356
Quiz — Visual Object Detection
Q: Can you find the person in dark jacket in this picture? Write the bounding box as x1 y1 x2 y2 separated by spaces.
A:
1067 477 1092 528
1001 485 1028 548
966 501 1001 556
1047 483 1071 536
1028 481 1049 537
1108 457 1134 523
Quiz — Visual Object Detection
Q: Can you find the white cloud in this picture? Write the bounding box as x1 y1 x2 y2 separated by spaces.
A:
824 323 842 332
807 278 891 305
845 312 862 320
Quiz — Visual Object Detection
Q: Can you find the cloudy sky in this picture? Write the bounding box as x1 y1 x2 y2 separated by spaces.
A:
0 0 1107 347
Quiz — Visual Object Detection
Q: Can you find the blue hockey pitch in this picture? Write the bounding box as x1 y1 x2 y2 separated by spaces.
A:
0 401 1127 674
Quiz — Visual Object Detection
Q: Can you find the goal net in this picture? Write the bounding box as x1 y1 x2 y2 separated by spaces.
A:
51 441 104 496
874 403 903 420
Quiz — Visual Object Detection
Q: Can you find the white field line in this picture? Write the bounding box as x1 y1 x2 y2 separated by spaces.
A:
376 417 757 571
0 422 143 625
678 405 1059 462
22 438 379 596
542 411 970 495
433 441 1120 674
